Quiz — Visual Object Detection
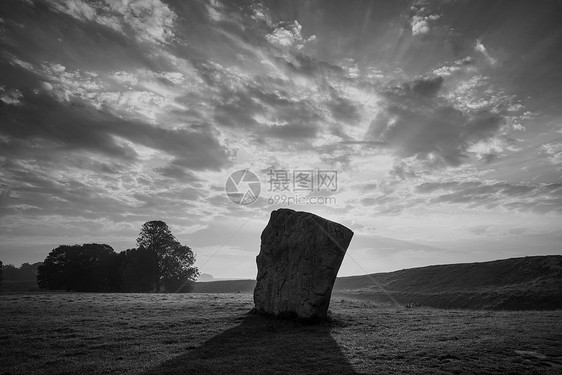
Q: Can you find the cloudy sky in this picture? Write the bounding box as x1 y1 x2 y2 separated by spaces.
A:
1 0 561 278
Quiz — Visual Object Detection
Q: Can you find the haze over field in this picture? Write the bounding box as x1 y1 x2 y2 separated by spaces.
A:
1 0 561 278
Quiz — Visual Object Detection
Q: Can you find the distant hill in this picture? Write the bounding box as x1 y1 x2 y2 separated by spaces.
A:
194 255 562 310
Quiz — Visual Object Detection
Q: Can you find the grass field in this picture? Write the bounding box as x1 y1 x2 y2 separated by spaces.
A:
1 293 561 374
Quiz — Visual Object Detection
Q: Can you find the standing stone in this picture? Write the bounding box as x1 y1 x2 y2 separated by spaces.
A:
253 208 354 319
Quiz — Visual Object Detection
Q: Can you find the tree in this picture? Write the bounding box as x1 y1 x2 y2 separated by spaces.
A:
116 247 160 292
37 246 70 290
1 262 42 282
2 264 18 280
136 221 199 292
0 260 3 287
37 244 116 291
19 262 41 281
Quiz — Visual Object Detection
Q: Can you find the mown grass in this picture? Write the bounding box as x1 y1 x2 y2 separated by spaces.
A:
1 293 561 374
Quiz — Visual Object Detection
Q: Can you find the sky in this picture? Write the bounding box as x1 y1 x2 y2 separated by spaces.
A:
0 0 561 279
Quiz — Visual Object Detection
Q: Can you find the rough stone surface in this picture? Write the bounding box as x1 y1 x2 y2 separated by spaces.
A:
253 208 354 319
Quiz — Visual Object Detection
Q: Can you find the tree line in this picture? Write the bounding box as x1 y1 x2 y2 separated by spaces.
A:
0 262 41 282
32 220 199 293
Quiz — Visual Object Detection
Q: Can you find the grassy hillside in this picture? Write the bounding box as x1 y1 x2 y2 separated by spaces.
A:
333 255 562 310
194 255 562 310
335 255 562 291
1 293 561 374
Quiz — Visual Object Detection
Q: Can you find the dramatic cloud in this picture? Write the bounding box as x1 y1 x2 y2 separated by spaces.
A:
266 20 316 49
0 61 228 171
410 14 440 36
432 57 473 77
540 142 562 164
365 77 504 166
416 180 562 214
474 39 497 65
0 85 22 105
0 0 561 276
409 0 440 36
262 123 318 140
411 76 443 97
51 0 177 44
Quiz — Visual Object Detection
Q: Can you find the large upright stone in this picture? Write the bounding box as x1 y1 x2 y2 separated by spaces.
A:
253 209 354 319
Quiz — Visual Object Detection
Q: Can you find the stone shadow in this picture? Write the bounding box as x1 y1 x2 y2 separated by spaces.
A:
142 313 358 374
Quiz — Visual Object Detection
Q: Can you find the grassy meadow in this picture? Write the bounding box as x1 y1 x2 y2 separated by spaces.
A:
1 293 561 374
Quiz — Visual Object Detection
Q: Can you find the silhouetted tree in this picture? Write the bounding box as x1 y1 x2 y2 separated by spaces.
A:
137 221 199 292
117 247 160 292
0 260 3 287
19 262 41 281
37 244 116 291
2 264 17 278
2 262 42 282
